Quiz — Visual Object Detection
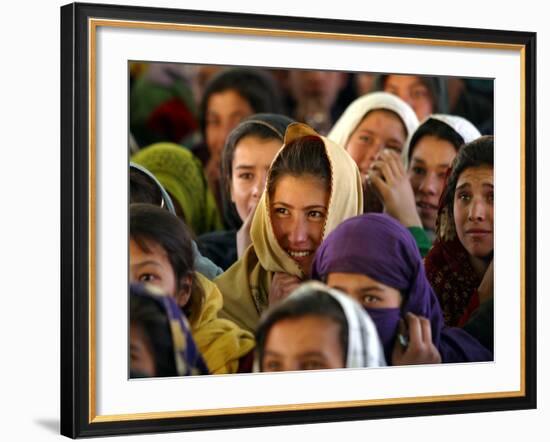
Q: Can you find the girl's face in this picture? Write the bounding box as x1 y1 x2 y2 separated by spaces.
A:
384 75 434 121
205 89 254 159
270 175 330 276
408 135 457 231
130 322 156 377
453 165 494 259
230 135 282 221
326 272 402 309
129 238 191 307
346 110 407 175
262 315 345 371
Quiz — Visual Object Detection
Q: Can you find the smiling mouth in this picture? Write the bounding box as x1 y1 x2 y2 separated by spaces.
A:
286 250 312 258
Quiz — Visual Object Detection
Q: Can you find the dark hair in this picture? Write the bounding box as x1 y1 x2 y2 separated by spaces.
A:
130 287 177 377
199 68 283 136
130 164 176 215
129 203 203 323
219 113 294 227
255 290 348 370
408 118 466 161
267 135 331 198
130 167 164 207
439 135 494 220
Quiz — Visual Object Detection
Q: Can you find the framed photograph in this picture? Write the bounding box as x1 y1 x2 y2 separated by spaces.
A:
60 1 536 438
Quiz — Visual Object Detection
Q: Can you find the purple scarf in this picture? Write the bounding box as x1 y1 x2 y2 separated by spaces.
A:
311 213 492 363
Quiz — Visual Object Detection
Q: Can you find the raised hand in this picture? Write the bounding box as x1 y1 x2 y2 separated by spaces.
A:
236 199 260 258
392 312 442 365
268 272 302 307
368 150 422 228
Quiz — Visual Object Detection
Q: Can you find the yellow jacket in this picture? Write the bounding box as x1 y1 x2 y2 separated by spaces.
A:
192 272 255 374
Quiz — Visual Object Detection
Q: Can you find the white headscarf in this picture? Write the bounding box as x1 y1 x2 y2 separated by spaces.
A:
284 281 387 368
426 114 482 144
328 92 419 167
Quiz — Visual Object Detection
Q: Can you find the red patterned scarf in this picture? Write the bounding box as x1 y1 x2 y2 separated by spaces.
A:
424 236 480 327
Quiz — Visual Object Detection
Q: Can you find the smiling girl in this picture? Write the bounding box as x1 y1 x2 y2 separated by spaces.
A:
215 122 363 333
197 114 294 270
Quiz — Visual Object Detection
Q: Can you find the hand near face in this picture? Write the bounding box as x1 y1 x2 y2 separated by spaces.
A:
205 153 222 187
368 150 423 228
477 258 494 304
269 272 302 307
236 198 259 258
392 312 441 365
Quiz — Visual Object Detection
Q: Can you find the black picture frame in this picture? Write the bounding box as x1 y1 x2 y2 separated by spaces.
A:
60 2 537 438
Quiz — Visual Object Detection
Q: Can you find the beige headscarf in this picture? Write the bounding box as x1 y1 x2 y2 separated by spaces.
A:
191 273 255 374
215 123 363 333
328 91 419 167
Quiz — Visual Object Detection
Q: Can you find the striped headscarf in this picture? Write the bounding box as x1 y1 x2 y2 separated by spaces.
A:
130 283 209 377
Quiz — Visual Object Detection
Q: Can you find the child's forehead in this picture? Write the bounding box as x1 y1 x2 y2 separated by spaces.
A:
130 236 170 258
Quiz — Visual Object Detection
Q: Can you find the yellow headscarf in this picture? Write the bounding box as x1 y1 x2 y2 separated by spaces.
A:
191 272 255 374
215 123 363 333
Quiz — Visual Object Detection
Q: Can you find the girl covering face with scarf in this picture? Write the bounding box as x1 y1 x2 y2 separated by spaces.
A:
215 122 363 333
312 213 492 364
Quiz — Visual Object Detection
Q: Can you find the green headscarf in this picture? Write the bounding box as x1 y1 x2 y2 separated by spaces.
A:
132 142 223 236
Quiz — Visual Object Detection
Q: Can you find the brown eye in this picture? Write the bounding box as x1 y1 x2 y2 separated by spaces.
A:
308 210 325 219
301 360 327 370
411 87 429 99
263 359 283 371
362 295 380 305
139 273 157 283
386 146 402 154
274 207 289 216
